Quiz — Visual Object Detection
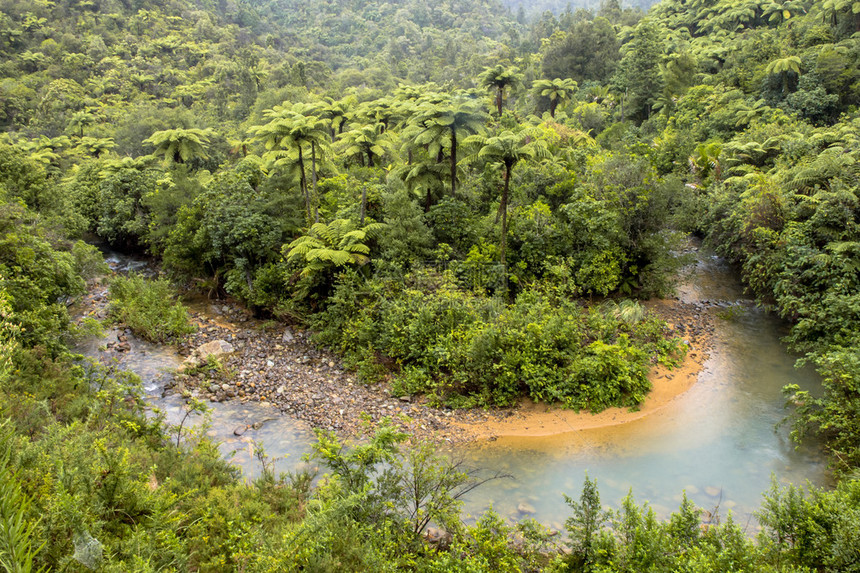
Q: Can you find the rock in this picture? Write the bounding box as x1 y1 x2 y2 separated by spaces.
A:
517 502 537 515
177 339 235 372
193 339 234 363
705 486 721 497
424 527 453 549
282 329 295 343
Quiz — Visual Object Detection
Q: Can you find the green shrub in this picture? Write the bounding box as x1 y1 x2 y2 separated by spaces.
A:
313 272 683 409
108 274 196 343
0 201 86 352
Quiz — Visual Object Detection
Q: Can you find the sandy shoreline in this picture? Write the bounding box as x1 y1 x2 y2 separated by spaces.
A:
78 267 717 445
452 298 716 441
454 343 710 440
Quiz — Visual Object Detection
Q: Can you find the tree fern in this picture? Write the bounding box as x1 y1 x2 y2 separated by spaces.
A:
285 219 385 276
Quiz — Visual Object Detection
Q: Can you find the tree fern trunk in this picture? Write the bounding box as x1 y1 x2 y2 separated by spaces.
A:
298 146 311 223
501 163 511 296
311 142 319 223
450 128 457 196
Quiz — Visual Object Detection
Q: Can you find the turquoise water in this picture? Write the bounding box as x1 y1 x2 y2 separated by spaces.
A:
456 254 829 527
80 250 830 528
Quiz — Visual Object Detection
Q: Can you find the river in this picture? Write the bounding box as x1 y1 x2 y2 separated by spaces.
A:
456 252 829 528
79 248 830 530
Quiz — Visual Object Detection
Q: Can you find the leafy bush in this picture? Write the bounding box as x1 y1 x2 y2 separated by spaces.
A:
0 200 85 352
108 274 196 343
314 272 683 409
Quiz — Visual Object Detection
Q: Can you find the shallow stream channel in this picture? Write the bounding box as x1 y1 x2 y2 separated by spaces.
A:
75 248 830 531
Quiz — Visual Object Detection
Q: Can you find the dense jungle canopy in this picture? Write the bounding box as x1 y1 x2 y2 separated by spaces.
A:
1 0 860 569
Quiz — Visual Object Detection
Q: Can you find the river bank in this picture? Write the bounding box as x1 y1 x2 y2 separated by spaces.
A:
75 272 717 445
73 250 830 528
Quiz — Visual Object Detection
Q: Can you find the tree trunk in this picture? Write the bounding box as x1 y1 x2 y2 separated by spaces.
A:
360 185 367 225
367 148 374 167
550 98 558 118
311 142 319 223
450 128 457 196
500 164 510 267
496 87 504 116
500 163 511 296
297 146 311 223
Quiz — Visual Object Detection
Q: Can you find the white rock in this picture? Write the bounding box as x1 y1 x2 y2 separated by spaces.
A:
196 339 234 358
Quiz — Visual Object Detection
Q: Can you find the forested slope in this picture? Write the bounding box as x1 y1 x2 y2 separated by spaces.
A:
2 0 860 569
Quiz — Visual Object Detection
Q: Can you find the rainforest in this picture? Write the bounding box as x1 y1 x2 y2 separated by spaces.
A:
1 0 860 570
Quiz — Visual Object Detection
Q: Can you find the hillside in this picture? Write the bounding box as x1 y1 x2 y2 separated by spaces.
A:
1 0 860 569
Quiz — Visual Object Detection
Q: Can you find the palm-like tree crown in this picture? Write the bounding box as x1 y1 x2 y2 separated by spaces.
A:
337 124 393 168
765 55 802 94
470 128 551 171
532 78 578 118
408 93 489 195
143 127 213 166
285 219 385 275
478 64 524 116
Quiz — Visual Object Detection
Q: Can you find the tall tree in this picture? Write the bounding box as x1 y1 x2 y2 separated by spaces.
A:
611 19 666 122
540 17 621 84
465 128 550 279
564 475 609 572
765 55 802 95
249 103 329 223
478 64 524 117
67 110 96 138
532 78 579 117
411 94 488 196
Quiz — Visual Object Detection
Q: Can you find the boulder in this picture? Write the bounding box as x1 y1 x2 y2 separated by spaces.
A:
177 339 234 372
517 501 537 515
424 528 453 549
196 339 234 358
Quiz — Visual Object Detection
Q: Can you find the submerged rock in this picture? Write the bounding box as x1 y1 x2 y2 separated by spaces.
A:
517 502 537 515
